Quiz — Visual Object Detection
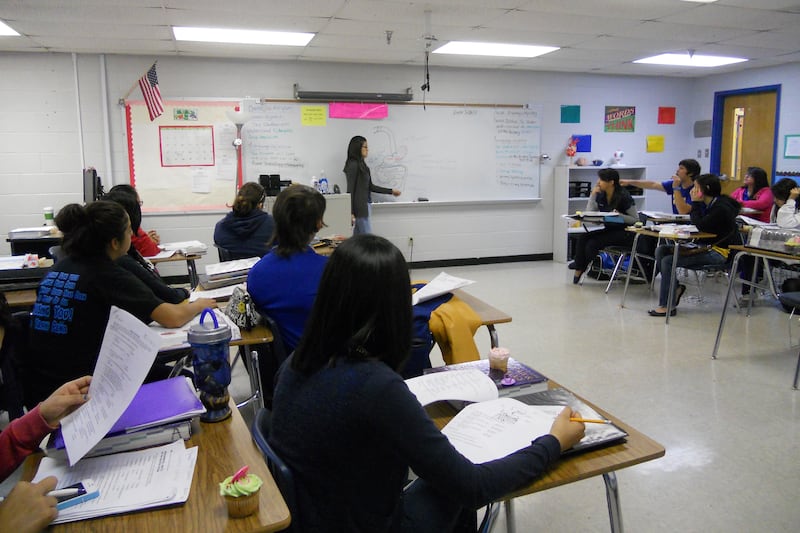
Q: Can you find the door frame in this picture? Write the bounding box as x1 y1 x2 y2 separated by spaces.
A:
710 84 781 179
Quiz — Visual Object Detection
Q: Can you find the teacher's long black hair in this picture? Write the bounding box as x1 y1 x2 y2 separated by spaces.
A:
291 234 412 375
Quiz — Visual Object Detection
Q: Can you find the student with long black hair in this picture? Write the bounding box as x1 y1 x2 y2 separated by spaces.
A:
269 234 585 532
23 202 214 405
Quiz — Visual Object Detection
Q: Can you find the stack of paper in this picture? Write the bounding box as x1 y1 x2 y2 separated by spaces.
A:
149 307 242 351
411 272 474 306
0 255 26 270
159 240 208 255
34 441 198 524
205 257 259 279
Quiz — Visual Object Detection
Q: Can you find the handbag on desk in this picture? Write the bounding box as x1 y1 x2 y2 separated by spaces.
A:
223 286 261 330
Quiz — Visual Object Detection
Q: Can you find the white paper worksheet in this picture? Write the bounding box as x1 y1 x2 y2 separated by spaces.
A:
60 306 161 465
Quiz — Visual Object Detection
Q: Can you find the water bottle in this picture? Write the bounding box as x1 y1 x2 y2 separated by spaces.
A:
187 309 232 422
319 170 329 194
310 175 318 191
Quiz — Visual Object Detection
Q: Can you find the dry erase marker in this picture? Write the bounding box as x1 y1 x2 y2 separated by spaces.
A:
48 488 83 498
570 417 612 424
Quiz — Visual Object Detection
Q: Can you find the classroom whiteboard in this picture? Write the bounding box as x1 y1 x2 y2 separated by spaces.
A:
126 100 542 211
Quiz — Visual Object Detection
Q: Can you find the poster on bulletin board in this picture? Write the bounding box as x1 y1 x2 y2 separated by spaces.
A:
125 99 544 212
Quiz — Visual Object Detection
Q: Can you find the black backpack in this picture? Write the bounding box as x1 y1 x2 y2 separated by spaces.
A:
780 278 800 312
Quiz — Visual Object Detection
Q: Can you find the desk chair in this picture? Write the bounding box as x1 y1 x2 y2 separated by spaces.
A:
252 407 297 531
234 314 286 413
216 245 233 262
48 245 63 263
775 292 800 389
0 310 28 419
593 245 653 293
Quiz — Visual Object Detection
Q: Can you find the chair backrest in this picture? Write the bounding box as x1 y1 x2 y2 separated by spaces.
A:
251 407 297 528
48 245 63 263
0 311 30 419
260 313 289 367
216 245 233 262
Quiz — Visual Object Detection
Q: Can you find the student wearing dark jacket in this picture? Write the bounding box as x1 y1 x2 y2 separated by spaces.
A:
270 235 585 532
649 174 741 316
214 182 274 259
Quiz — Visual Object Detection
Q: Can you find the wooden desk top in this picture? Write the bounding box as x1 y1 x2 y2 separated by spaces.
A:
23 400 291 533
626 227 716 240
453 289 512 326
729 243 800 262
1 288 36 308
233 323 275 346
425 381 664 499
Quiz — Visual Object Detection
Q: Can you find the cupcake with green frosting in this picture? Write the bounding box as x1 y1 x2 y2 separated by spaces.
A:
220 466 263 518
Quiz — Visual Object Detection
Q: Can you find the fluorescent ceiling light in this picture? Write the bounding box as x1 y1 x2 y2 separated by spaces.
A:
173 27 313 46
634 53 747 67
434 41 559 58
680 1 717 3
0 20 20 36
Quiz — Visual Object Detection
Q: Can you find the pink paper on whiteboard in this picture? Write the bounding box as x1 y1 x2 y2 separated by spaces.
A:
329 102 388 119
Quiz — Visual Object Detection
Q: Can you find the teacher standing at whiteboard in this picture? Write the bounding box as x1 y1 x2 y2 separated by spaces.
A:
344 135 401 235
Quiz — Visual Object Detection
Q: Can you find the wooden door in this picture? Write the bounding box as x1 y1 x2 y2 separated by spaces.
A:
719 91 777 195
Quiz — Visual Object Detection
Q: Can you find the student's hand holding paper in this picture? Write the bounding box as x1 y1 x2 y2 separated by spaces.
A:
39 375 92 427
549 407 585 452
0 476 58 533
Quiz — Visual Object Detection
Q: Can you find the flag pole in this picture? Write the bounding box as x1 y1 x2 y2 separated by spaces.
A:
121 60 157 102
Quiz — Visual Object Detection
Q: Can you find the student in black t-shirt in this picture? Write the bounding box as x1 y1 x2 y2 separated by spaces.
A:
24 202 215 406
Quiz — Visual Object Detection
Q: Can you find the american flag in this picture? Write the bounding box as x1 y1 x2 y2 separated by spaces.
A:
138 63 164 121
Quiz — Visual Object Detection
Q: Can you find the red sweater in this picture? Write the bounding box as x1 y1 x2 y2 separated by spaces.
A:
131 228 161 257
0 405 54 480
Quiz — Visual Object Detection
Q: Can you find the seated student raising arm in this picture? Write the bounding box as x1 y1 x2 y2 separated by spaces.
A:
23 202 214 406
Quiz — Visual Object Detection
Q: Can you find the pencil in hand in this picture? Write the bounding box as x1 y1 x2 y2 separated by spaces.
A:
570 417 612 424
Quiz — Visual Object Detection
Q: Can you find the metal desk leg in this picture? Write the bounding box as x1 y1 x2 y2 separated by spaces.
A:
504 499 516 533
487 325 499 349
712 253 743 359
665 243 680 325
603 472 624 533
793 352 800 390
620 232 641 308
187 258 199 289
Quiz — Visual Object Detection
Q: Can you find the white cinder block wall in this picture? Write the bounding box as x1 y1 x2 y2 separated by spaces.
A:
2 53 799 273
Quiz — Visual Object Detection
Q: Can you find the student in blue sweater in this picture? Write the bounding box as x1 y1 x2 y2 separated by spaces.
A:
269 234 585 532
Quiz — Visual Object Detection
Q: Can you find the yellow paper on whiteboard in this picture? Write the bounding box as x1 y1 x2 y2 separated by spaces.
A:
301 105 327 126
646 135 664 153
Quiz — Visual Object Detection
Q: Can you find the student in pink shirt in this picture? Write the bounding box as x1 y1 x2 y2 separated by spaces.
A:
730 166 773 223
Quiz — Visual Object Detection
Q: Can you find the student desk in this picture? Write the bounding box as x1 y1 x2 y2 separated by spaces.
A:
1 288 36 309
22 399 291 532
6 234 62 258
149 253 202 289
621 227 716 324
454 289 512 348
426 381 665 533
712 245 800 383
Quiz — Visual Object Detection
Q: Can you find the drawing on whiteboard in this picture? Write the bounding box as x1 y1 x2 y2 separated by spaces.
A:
370 126 408 191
